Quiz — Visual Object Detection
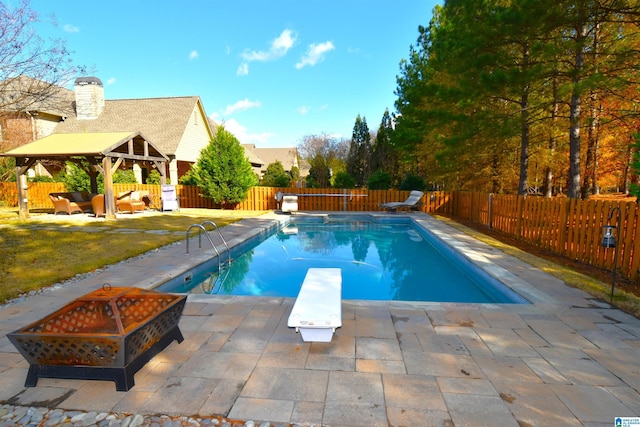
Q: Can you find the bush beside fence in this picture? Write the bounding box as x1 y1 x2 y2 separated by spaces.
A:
1 182 637 282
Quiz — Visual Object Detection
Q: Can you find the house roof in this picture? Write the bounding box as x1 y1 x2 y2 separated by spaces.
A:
0 76 75 117
242 144 298 170
53 97 211 156
1 131 168 162
242 144 267 166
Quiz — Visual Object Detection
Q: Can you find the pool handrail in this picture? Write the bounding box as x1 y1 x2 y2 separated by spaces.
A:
200 220 231 268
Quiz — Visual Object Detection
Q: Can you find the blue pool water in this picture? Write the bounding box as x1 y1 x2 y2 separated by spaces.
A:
157 216 528 304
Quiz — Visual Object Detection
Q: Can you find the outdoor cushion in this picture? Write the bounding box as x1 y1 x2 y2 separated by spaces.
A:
70 192 84 202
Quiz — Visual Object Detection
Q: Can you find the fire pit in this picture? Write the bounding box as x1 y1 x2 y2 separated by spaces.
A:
8 286 186 391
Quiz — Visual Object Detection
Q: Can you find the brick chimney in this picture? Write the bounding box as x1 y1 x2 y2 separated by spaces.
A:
74 77 104 119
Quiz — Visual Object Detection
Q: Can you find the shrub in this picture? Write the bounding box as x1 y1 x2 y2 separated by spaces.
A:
261 161 292 187
399 173 426 191
59 161 138 192
146 169 162 185
332 171 356 188
367 170 392 190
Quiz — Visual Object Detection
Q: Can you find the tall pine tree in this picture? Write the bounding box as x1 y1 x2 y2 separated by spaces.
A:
371 109 400 185
347 115 371 187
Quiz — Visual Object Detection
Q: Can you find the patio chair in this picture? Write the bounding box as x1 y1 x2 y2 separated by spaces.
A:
91 194 105 217
381 190 424 212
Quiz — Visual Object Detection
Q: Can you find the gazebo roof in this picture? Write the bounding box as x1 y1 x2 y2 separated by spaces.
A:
1 131 168 162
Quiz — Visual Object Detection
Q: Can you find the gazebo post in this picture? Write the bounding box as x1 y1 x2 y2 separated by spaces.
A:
103 156 116 220
16 168 29 219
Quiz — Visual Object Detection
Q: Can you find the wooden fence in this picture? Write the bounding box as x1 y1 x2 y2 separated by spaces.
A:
1 182 637 282
453 192 640 283
0 182 454 214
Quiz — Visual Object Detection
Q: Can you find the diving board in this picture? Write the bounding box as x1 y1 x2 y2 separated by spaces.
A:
288 268 342 342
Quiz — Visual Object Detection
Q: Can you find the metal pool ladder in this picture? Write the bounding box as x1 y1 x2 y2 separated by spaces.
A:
185 220 232 293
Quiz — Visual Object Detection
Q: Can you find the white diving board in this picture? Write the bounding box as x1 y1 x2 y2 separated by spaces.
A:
288 268 342 342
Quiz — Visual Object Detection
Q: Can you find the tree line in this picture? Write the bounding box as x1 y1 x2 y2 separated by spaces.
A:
393 0 640 198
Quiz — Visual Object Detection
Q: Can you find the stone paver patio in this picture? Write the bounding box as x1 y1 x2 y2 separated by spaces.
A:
1 211 639 426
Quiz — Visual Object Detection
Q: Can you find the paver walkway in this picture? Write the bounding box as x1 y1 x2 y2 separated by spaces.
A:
1 211 639 426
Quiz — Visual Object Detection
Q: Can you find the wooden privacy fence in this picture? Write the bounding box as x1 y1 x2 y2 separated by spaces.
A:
453 192 640 282
2 182 638 282
0 182 454 214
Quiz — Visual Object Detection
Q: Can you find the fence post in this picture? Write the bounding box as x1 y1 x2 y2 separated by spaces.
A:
488 193 493 229
343 188 347 211
516 195 524 238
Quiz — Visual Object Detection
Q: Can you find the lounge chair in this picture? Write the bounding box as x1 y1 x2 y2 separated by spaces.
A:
116 192 145 214
381 190 424 212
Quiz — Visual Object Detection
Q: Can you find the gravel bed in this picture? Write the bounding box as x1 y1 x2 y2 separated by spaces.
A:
0 405 322 427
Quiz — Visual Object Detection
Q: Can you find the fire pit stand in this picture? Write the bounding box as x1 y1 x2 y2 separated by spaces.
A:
8 286 186 391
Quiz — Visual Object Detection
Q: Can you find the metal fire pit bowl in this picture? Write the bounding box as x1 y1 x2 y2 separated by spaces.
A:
8 285 186 391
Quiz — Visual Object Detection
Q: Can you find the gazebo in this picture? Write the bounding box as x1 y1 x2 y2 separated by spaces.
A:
1 131 169 219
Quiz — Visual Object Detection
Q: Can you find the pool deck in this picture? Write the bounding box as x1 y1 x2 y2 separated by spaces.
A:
1 211 640 426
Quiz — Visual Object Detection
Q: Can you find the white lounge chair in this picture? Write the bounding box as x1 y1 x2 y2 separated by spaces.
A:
288 268 342 342
381 190 424 212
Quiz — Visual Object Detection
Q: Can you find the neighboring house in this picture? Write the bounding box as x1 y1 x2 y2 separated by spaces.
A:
0 76 76 176
1 76 215 184
242 144 308 179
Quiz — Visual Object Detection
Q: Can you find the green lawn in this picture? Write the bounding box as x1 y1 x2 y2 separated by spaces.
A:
0 208 266 303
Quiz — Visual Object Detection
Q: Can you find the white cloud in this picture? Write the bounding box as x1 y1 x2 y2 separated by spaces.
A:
241 29 296 62
297 105 310 115
224 99 261 115
189 50 199 60
223 118 274 144
238 29 297 76
63 24 79 33
295 41 335 69
236 63 249 76
106 77 116 85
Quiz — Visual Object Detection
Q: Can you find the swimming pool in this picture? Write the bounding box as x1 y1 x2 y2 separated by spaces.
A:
157 215 529 304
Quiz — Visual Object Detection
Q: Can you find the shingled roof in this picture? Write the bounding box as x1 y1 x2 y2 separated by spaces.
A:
0 75 75 117
53 96 210 156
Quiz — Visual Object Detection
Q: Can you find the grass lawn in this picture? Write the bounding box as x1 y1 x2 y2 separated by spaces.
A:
0 207 266 303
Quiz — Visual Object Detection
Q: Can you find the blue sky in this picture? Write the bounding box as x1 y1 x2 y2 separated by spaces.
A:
30 1 438 148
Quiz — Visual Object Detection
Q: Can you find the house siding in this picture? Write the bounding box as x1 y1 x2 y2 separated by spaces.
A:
35 114 60 139
174 104 212 163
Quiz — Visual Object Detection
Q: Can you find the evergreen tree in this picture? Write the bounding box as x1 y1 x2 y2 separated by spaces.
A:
190 125 257 205
371 109 400 185
346 115 371 187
